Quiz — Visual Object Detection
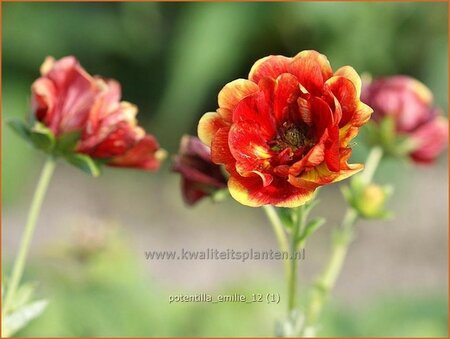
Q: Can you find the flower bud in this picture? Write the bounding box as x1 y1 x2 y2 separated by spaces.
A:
342 178 392 219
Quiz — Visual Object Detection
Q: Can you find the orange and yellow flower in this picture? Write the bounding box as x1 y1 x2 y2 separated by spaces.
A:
198 50 372 207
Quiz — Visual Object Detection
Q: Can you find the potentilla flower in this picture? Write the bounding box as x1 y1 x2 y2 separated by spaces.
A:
198 50 372 207
362 76 448 163
172 135 227 205
76 79 166 170
26 56 165 172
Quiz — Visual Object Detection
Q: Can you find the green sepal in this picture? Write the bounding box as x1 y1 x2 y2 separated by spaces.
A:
54 131 81 155
29 122 56 152
7 118 32 143
65 154 102 177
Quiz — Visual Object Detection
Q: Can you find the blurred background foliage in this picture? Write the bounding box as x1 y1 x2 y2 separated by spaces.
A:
2 2 448 337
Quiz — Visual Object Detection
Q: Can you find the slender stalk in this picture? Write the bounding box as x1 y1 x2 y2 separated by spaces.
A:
304 208 357 333
359 146 383 185
263 204 309 315
2 157 56 317
303 147 383 336
263 205 290 286
287 205 306 312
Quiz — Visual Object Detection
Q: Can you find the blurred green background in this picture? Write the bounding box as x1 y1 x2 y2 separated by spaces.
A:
2 2 448 337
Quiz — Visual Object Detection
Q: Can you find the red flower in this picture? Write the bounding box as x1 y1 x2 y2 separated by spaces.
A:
76 79 165 170
362 76 448 164
198 50 372 207
172 135 227 205
32 56 100 136
31 56 165 171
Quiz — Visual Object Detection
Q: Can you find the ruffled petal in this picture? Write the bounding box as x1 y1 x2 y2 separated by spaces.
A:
334 66 362 97
249 55 291 83
197 112 228 146
324 126 340 172
31 78 56 126
109 134 166 170
228 174 316 207
232 92 276 139
218 79 259 113
289 50 333 95
82 123 144 158
289 144 325 176
289 147 363 187
352 101 373 127
338 124 359 147
310 96 334 136
229 121 273 177
325 76 358 127
289 162 363 188
210 127 235 167
273 73 301 123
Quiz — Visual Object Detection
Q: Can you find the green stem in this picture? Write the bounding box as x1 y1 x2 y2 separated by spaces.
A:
360 146 383 185
303 147 383 336
287 205 306 313
305 208 357 332
263 205 290 287
2 157 56 317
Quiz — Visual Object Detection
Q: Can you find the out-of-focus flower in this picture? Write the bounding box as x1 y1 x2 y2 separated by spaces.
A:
76 79 166 171
362 75 448 164
11 56 166 174
198 50 372 207
172 135 227 205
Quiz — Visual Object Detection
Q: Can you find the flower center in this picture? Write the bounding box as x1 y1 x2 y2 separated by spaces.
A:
284 126 303 148
269 122 313 153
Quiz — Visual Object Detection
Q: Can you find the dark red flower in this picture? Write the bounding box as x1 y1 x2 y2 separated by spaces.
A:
198 50 372 207
172 135 227 205
362 75 448 164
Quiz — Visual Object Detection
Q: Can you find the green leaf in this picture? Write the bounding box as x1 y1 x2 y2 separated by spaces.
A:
55 131 81 155
7 118 32 143
66 154 102 177
298 217 325 244
2 299 48 337
30 122 55 152
277 208 294 229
